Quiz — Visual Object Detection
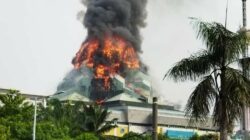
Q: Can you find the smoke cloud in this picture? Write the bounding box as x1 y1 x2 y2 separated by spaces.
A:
57 0 148 96
83 0 147 52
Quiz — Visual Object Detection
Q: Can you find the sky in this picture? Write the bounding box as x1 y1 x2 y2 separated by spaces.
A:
0 0 249 107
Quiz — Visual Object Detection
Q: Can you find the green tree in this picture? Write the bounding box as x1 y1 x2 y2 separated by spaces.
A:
37 99 71 126
0 124 10 140
84 104 117 135
0 89 34 140
165 19 250 140
36 121 72 140
36 99 76 139
0 89 33 118
37 99 117 138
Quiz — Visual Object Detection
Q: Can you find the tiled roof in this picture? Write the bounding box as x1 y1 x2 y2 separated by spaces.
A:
106 92 142 103
50 91 89 102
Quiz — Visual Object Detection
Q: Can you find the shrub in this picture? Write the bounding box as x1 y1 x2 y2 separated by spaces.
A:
121 132 144 140
189 133 199 140
75 132 99 140
200 134 218 140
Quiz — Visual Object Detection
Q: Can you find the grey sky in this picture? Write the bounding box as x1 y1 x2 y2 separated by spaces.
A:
0 0 249 107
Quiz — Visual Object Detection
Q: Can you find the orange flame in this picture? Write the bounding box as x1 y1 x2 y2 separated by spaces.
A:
73 35 140 89
73 39 99 69
94 64 110 89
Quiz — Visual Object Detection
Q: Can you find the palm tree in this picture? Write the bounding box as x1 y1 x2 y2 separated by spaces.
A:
164 19 250 140
84 104 117 135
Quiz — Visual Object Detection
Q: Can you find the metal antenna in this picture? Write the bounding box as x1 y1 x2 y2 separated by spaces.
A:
242 0 248 138
225 0 229 28
242 0 247 27
242 0 249 136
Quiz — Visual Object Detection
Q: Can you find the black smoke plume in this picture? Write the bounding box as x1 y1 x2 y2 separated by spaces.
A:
83 0 147 52
57 0 148 100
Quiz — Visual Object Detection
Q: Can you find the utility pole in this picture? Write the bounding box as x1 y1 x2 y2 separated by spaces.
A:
152 97 158 140
33 98 37 140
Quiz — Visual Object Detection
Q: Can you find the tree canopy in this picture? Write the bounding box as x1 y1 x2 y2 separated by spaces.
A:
165 18 250 140
0 89 117 140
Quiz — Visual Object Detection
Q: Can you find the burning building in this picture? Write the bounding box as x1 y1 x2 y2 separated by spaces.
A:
53 0 152 103
39 0 219 138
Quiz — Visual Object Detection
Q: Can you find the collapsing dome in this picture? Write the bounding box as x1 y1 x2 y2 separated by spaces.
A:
54 0 153 102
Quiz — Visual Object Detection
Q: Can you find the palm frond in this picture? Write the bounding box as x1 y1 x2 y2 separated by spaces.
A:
97 118 118 134
83 104 116 134
185 75 217 123
224 67 250 105
225 30 249 64
191 18 249 65
96 109 110 130
165 50 212 81
238 57 250 73
213 67 250 126
191 18 231 52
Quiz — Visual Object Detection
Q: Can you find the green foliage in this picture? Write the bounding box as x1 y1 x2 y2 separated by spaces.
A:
165 19 250 139
37 99 83 138
142 135 151 140
0 90 116 139
158 133 169 140
75 132 99 140
0 89 33 118
0 124 10 140
120 132 170 140
36 99 117 138
100 135 119 140
199 134 219 140
0 89 33 140
189 133 219 140
121 132 144 140
36 121 71 140
84 104 117 135
189 133 200 140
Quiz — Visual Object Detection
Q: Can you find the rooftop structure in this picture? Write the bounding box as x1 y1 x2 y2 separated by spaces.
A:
0 88 47 107
53 67 153 103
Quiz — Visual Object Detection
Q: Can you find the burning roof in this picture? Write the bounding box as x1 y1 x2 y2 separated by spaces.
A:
55 68 152 103
54 0 151 102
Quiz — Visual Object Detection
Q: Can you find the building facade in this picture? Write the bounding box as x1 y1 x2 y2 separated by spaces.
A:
103 100 218 139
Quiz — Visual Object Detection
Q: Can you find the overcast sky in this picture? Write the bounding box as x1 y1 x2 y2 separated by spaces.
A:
0 0 249 107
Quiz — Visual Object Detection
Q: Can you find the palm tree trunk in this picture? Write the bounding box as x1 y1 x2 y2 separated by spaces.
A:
218 96 228 140
220 106 228 140
220 128 228 140
220 68 228 140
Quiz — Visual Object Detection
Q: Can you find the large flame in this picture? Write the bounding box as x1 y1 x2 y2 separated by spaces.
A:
73 35 140 90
